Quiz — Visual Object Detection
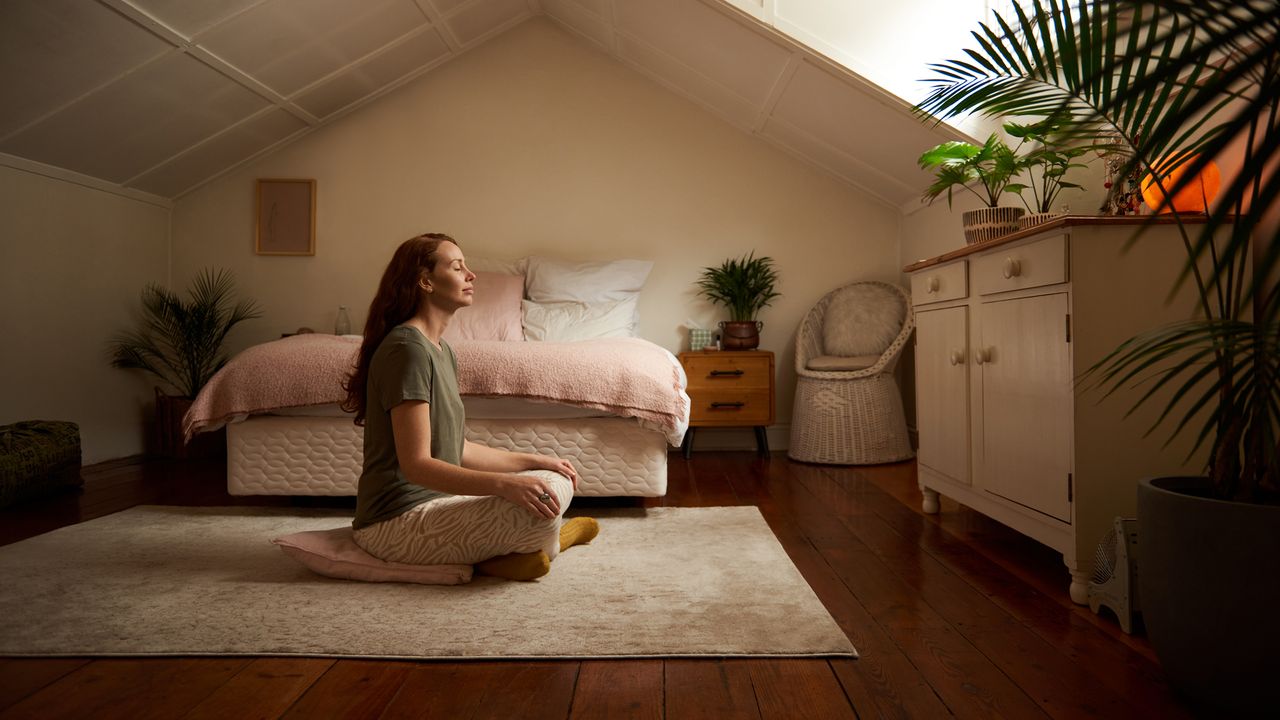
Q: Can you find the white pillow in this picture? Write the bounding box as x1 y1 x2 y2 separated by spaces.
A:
524 256 654 303
522 298 638 341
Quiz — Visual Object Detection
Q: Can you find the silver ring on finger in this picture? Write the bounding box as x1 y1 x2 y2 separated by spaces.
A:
538 492 552 504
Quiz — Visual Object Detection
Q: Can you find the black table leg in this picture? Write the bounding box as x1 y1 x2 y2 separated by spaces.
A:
682 428 695 459
754 426 770 458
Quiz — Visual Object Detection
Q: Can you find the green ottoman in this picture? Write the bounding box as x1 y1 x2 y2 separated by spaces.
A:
0 421 83 509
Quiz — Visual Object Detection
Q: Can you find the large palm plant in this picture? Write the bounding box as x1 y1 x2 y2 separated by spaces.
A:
915 0 1278 503
109 269 262 399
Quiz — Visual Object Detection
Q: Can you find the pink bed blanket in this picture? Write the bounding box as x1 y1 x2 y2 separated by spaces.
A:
183 334 687 443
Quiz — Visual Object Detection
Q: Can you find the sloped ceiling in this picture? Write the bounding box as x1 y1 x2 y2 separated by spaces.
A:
0 0 963 208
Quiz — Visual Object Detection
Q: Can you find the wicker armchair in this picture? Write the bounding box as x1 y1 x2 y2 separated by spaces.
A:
788 281 915 464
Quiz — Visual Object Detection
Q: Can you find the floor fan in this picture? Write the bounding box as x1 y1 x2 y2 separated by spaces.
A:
1087 517 1140 634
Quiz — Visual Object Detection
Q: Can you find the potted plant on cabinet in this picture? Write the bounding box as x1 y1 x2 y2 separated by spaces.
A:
918 133 1026 243
913 0 1278 713
695 252 781 350
1004 114 1091 228
109 268 261 458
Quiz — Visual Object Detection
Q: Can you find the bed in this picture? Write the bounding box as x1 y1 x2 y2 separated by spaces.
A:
183 255 690 498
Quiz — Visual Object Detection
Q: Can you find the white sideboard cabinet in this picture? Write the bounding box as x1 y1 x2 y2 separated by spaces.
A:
906 217 1217 603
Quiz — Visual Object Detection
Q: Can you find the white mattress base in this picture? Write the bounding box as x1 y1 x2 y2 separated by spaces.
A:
227 415 667 497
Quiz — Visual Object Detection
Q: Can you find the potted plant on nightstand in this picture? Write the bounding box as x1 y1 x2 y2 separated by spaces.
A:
108 268 261 459
915 0 1279 713
918 133 1025 243
696 252 781 350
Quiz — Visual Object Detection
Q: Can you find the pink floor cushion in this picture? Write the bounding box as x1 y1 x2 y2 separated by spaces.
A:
272 527 473 585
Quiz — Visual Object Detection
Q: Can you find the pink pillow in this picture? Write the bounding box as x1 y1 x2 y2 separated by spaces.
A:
272 527 473 585
442 272 524 342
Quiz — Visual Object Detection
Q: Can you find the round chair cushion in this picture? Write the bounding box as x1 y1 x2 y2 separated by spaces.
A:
822 284 906 357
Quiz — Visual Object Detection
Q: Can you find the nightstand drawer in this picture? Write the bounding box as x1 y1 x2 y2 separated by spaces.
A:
682 353 771 390
688 389 772 426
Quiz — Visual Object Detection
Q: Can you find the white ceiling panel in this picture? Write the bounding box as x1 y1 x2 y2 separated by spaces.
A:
129 108 307 196
564 0 612 14
761 115 920 200
0 52 268 182
126 0 266 38
198 0 430 96
770 60 939 198
0 0 174 139
295 28 452 119
0 1 959 205
614 0 791 108
539 0 614 50
427 0 473 14
445 0 534 46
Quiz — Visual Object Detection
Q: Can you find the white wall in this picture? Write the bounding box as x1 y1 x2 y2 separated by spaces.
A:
0 165 170 463
170 17 903 447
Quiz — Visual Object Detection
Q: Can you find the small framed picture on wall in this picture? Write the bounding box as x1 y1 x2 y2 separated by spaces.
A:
255 178 316 255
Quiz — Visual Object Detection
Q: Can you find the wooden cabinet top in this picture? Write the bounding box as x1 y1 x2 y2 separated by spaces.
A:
903 215 1226 273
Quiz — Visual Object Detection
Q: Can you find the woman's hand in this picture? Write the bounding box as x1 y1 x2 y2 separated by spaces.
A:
527 453 578 490
498 473 562 519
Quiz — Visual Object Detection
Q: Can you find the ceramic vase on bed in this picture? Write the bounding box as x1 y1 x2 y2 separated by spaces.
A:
719 321 762 350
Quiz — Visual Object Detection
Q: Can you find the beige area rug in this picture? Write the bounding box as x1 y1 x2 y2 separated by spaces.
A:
0 505 856 660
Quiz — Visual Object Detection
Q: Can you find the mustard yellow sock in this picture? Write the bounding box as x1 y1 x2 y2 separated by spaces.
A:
560 517 599 552
475 551 550 581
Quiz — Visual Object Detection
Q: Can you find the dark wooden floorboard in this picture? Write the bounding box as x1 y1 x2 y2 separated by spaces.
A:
280 659 414 720
0 659 91 713
568 661 663 720
746 660 856 720
798 469 1135 719
0 451 1196 719
664 660 761 720
180 657 334 720
0 658 248 720
820 466 1190 719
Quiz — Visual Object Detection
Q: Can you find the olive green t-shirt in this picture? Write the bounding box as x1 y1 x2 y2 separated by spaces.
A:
352 325 465 530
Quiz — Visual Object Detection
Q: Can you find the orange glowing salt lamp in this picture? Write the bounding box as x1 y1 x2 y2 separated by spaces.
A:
1141 155 1221 213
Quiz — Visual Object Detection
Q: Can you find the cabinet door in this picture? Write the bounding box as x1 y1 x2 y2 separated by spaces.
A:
915 306 970 485
979 293 1072 522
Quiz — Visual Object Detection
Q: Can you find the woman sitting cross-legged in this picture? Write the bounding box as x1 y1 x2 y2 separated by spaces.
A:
341 232 598 580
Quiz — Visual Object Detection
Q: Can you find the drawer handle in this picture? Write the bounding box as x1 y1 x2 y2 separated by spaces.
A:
949 349 965 366
974 347 992 365
710 401 746 409
1002 257 1022 279
927 276 940 293
709 369 745 377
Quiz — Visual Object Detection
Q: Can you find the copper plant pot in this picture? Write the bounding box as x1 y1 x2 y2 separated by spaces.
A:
719 320 763 350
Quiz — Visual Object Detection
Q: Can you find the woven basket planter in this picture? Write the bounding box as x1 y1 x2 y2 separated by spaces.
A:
962 207 1025 244
1018 211 1064 230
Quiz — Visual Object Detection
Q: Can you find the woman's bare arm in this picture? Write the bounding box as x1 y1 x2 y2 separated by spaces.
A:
461 441 579 489
391 401 559 518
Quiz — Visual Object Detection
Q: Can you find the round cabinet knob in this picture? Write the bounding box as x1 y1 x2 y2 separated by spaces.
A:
949 349 965 366
927 276 940 293
1002 257 1022 279
974 348 990 365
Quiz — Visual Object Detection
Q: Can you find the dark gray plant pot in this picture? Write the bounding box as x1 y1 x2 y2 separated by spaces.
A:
1137 477 1280 715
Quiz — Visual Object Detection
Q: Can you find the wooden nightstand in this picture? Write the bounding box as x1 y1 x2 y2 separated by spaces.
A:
678 350 775 458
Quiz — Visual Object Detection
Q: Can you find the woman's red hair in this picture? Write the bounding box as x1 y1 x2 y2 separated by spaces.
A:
341 233 456 425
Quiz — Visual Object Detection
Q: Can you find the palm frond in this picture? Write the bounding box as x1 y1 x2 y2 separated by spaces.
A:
107 269 262 398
